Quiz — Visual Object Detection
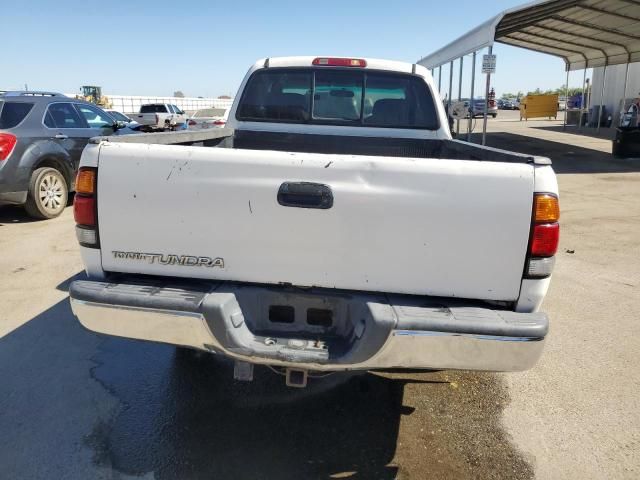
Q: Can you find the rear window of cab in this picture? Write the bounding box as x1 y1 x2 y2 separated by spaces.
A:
0 101 34 129
237 68 439 130
140 104 168 113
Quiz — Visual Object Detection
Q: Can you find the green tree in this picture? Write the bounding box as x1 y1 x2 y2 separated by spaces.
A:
552 85 585 96
501 91 524 100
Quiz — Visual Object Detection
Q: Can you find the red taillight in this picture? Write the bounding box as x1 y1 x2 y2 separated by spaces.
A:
0 133 17 161
73 167 98 246
530 223 559 257
213 120 226 125
527 193 560 277
312 57 367 67
188 119 197 126
74 195 96 226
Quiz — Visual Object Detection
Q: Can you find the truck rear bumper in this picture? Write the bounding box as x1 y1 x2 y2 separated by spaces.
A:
69 278 547 372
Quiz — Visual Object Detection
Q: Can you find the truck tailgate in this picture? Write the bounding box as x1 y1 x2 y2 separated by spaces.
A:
129 113 156 126
96 142 534 301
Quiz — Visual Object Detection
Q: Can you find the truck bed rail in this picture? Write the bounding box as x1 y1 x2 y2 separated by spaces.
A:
91 127 234 146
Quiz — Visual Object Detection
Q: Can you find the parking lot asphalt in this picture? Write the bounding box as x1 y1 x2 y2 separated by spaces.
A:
1 112 638 479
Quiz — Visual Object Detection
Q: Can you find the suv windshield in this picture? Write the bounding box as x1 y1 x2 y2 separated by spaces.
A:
0 101 34 129
237 68 439 129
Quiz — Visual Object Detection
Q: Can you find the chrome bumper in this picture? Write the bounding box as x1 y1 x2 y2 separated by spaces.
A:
69 278 547 372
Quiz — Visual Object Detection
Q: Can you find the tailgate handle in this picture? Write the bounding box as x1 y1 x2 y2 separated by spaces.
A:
277 182 333 209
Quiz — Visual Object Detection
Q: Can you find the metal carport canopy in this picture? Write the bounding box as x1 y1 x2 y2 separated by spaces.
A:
418 0 640 71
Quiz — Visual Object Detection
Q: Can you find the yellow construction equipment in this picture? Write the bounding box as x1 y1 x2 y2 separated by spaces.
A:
519 94 558 121
77 86 112 108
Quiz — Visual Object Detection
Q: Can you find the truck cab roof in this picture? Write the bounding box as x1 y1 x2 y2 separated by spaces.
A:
227 56 447 140
255 56 428 76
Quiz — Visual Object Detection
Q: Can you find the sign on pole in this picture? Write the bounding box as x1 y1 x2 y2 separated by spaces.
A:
482 54 496 74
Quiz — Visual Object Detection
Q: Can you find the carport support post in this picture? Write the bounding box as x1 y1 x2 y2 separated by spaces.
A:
457 56 464 136
597 64 607 133
448 61 454 119
563 68 569 131
481 45 493 146
579 68 587 130
622 62 630 123
438 66 443 97
467 51 476 142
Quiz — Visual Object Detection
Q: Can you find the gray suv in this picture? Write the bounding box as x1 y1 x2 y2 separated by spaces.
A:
0 92 131 219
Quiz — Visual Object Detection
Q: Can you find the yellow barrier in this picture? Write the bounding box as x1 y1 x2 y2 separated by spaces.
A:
519 94 559 121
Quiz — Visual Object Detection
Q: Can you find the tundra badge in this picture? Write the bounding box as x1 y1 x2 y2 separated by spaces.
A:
112 251 224 268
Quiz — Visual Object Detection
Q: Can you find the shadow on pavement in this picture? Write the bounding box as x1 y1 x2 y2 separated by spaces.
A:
0 293 403 479
472 132 640 174
529 125 615 140
0 205 38 224
1 273 534 480
0 194 74 225
89 342 405 479
0 298 108 479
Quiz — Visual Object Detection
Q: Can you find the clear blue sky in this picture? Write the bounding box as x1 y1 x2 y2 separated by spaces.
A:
4 0 588 98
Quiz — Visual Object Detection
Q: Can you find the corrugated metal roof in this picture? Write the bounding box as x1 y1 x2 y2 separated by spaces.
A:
418 0 640 71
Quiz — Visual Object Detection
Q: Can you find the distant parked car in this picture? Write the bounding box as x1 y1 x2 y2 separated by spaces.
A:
0 91 135 219
500 100 516 110
459 99 498 118
187 107 229 130
130 103 188 132
473 99 498 117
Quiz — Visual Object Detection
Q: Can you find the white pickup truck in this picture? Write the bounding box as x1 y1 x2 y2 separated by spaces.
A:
129 103 188 132
69 56 559 387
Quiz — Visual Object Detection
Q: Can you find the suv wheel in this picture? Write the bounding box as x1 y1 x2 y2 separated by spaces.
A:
24 167 68 219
